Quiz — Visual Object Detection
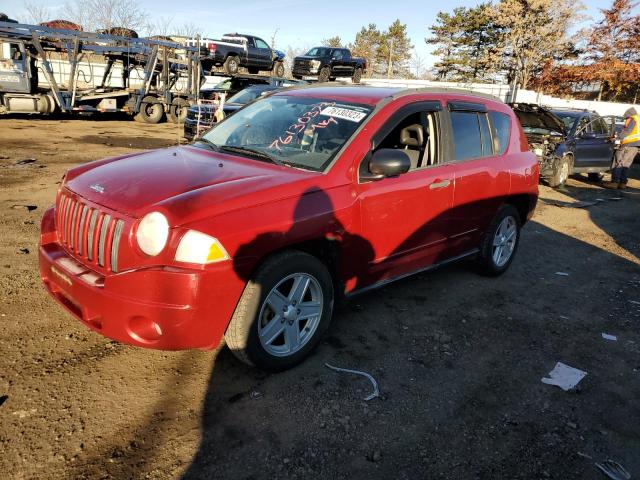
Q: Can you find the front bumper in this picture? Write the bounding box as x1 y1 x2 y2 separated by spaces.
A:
39 208 244 350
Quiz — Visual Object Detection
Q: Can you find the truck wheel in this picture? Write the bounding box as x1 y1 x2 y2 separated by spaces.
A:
547 155 570 188
167 98 190 124
139 96 164 124
225 250 334 372
318 67 331 83
476 205 521 277
352 68 363 84
273 61 285 78
224 56 239 75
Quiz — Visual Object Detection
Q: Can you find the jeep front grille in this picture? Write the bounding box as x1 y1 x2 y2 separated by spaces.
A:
56 193 126 273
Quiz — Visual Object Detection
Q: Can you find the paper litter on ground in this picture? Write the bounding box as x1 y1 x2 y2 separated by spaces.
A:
541 362 587 391
555 272 570 276
602 333 618 341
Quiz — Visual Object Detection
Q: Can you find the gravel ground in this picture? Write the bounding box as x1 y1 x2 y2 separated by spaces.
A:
1 116 639 480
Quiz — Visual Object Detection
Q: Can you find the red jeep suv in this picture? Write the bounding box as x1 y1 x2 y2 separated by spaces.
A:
39 86 539 371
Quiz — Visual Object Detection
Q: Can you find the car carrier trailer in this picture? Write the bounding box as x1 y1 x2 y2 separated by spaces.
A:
0 21 203 123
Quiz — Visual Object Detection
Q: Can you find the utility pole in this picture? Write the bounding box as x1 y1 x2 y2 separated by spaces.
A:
387 37 393 79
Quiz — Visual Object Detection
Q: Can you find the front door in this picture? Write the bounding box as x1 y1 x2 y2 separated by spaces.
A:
253 38 273 70
354 103 455 291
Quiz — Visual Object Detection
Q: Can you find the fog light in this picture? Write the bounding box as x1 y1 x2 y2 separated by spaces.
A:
127 316 163 343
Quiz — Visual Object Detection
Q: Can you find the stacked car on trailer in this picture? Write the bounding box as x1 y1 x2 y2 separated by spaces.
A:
0 21 203 123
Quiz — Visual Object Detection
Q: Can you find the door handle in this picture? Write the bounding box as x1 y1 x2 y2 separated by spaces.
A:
429 179 451 190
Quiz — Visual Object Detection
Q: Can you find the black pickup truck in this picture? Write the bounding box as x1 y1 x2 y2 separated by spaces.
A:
198 33 285 76
293 47 366 83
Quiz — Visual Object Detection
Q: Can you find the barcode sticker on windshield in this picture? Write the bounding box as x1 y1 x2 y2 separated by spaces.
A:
320 106 366 123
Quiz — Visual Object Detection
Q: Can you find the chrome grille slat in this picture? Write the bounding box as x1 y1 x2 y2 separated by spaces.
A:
69 202 80 250
110 220 124 273
97 214 111 267
77 205 89 255
87 209 99 261
63 197 72 243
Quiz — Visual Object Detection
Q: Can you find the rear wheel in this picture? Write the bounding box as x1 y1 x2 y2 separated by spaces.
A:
138 96 164 124
477 205 521 276
167 98 189 124
224 56 239 75
225 250 334 371
318 67 331 83
352 68 362 84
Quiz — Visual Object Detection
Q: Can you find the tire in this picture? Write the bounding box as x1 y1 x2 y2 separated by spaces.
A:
248 67 260 75
139 96 164 124
225 250 334 371
588 172 604 182
273 61 285 78
547 155 570 188
318 67 331 83
167 98 190 124
352 68 362 84
224 56 239 75
476 205 521 277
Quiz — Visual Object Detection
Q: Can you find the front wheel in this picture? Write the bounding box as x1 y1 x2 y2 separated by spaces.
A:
547 155 570 188
225 251 334 371
273 61 285 77
476 205 521 276
318 67 331 83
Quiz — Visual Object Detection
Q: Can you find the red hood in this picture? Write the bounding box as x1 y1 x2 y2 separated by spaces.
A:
64 145 317 223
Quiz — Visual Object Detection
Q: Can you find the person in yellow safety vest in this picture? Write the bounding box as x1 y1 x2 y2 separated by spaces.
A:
604 107 640 190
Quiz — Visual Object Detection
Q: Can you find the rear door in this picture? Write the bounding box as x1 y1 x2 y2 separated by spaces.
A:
446 103 511 257
340 49 355 76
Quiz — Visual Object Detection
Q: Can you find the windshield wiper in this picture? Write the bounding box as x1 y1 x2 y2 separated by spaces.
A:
194 137 220 151
219 145 283 165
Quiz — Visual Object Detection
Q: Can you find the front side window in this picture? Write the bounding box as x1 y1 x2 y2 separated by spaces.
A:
451 111 483 160
305 47 330 57
592 117 608 135
203 95 371 172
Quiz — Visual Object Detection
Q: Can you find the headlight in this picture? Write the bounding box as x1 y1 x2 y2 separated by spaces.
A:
175 230 229 264
310 60 321 68
136 212 169 256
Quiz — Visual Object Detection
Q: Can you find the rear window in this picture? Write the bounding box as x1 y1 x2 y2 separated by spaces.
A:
488 111 511 156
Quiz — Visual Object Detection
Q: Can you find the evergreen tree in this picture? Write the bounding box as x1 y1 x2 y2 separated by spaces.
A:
322 36 343 48
378 19 413 77
349 24 383 77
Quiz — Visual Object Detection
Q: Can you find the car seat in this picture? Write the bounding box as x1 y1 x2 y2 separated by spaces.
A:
399 124 424 169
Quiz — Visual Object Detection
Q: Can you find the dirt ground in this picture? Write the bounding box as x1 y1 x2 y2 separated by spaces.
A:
1 115 639 480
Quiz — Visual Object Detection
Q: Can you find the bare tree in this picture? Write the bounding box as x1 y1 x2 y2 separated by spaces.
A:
62 0 148 32
270 28 280 49
175 22 201 39
284 45 308 77
23 1 54 24
410 53 426 79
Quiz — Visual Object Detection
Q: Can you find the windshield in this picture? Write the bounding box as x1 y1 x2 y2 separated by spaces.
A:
551 112 579 131
214 79 231 91
305 47 331 57
202 95 372 171
227 88 268 105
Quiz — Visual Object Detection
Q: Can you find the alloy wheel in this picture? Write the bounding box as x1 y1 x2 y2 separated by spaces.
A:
258 273 323 357
492 216 517 267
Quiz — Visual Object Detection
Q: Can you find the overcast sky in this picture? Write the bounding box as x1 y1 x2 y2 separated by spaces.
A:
2 0 614 67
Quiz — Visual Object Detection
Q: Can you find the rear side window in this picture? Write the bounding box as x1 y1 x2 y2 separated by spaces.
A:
451 111 494 160
488 111 511 156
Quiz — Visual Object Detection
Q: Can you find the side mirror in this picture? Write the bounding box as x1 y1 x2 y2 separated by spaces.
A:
362 149 411 181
